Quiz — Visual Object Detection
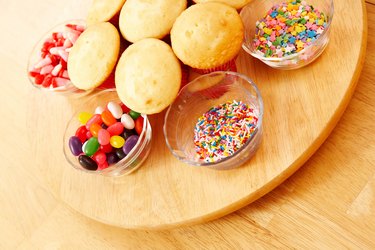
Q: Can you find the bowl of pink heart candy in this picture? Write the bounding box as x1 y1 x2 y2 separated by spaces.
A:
27 19 92 96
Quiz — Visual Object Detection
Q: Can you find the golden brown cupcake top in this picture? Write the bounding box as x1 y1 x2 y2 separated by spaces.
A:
68 22 120 90
171 2 244 70
115 38 181 114
86 0 126 25
119 0 187 43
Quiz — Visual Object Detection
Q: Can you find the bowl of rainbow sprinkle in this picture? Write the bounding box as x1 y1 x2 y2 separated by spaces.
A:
240 0 334 70
163 71 263 170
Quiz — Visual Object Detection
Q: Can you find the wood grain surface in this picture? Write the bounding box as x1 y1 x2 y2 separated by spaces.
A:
1 0 374 248
54 0 367 229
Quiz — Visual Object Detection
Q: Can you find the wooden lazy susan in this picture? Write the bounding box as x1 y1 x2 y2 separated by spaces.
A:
29 0 367 230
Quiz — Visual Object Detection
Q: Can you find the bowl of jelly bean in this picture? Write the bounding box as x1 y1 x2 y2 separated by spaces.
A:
163 71 263 170
27 19 93 96
240 0 334 70
63 89 152 176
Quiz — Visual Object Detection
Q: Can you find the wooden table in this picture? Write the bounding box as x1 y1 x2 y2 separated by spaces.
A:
1 0 374 248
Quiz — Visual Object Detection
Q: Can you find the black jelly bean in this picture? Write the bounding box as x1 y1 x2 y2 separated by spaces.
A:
106 152 119 165
123 128 137 140
115 148 127 160
78 155 98 171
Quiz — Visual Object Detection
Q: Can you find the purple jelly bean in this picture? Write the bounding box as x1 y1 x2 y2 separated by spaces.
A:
69 136 83 156
123 135 139 155
106 152 119 165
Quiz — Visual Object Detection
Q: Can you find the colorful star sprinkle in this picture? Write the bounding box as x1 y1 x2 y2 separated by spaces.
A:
253 0 328 58
193 100 258 163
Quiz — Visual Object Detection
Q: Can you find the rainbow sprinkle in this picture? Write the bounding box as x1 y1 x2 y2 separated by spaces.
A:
194 100 258 163
253 0 328 58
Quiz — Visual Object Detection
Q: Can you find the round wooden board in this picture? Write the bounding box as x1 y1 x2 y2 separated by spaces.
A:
28 0 367 229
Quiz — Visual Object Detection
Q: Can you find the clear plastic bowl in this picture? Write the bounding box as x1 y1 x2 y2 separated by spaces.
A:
63 89 152 176
240 0 334 70
27 19 92 96
163 71 263 170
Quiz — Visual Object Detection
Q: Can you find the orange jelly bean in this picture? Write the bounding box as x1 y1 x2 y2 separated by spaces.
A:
101 110 117 126
90 123 101 137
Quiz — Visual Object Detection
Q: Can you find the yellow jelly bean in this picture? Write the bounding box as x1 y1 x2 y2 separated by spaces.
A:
110 135 125 148
78 112 93 125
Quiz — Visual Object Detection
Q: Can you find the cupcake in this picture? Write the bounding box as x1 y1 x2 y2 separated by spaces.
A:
86 0 126 25
118 0 187 43
171 2 244 74
192 0 252 9
68 22 120 90
115 38 181 114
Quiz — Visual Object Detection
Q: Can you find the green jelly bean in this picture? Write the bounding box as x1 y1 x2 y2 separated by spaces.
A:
84 137 100 156
129 110 140 120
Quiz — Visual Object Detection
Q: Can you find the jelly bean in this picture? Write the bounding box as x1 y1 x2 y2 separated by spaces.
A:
85 114 102 130
84 137 100 156
135 116 144 135
106 152 119 165
93 151 106 165
95 106 105 115
98 161 109 170
120 103 130 113
110 135 125 148
129 110 140 120
86 131 93 140
78 155 98 171
101 123 108 129
100 143 113 153
123 135 139 154
78 112 92 125
90 123 101 137
115 148 126 160
101 110 117 126
123 129 137 140
75 126 88 143
107 122 124 136
82 140 88 153
120 113 135 130
107 101 123 119
98 129 110 145
69 136 82 156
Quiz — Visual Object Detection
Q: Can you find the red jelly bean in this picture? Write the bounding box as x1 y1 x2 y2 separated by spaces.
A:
86 114 102 130
86 131 93 140
93 151 106 165
98 161 109 171
101 110 116 126
107 122 124 136
135 116 144 135
75 126 88 143
90 123 101 137
100 143 113 153
98 129 110 145
120 103 131 113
